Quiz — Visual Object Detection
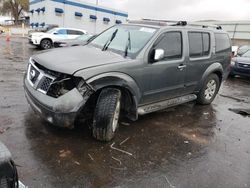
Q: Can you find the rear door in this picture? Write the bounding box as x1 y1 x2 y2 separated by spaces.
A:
67 30 84 39
183 31 213 94
142 31 187 104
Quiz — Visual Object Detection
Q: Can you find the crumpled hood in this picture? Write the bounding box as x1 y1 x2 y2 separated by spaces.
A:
32 45 125 75
234 56 250 64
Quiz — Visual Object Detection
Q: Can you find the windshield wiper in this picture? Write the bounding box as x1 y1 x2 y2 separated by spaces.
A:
124 31 131 57
102 29 118 51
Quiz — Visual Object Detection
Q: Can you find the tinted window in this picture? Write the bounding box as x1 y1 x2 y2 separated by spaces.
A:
67 30 83 35
215 33 230 52
154 31 182 60
203 33 210 55
57 29 66 35
189 32 203 57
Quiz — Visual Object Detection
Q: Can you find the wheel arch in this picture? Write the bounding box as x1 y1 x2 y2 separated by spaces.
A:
195 62 223 93
85 72 142 121
40 38 53 46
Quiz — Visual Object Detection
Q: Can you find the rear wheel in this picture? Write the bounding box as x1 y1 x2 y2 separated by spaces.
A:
92 88 121 141
40 39 52 50
197 74 220 105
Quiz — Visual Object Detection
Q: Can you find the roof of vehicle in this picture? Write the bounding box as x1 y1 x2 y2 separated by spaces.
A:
54 27 87 31
127 19 226 32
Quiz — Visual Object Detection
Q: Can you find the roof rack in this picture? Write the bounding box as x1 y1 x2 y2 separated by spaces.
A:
188 22 222 30
128 19 222 30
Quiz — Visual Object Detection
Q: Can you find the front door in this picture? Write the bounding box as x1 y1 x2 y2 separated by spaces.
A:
142 31 187 104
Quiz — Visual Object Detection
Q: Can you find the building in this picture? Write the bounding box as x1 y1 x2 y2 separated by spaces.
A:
29 0 128 34
196 20 250 46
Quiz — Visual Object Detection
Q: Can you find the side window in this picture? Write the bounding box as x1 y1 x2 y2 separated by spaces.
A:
188 32 211 57
57 29 66 35
202 33 210 55
154 31 182 60
189 32 203 57
67 30 84 35
67 30 76 35
75 30 84 35
215 33 231 53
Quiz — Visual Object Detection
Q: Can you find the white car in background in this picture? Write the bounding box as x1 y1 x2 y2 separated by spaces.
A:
28 27 87 49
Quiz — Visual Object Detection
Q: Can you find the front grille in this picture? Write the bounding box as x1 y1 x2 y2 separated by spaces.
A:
238 63 250 69
38 77 53 92
27 59 74 97
27 61 57 94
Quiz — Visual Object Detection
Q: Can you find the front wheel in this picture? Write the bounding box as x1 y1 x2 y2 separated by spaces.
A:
40 39 52 50
92 88 121 141
197 74 220 105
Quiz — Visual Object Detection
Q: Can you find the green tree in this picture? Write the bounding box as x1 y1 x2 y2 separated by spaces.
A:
0 0 28 24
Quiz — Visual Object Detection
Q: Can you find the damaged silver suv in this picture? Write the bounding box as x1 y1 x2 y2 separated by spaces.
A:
24 20 231 141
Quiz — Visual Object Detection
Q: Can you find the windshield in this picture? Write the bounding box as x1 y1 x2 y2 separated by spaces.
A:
46 28 57 34
90 25 157 57
237 45 250 56
76 34 92 41
242 50 250 57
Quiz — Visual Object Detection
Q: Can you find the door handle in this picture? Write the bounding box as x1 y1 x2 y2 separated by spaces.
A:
177 64 186 70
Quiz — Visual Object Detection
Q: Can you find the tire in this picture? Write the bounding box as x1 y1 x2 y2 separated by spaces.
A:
40 39 52 50
92 88 121 141
197 74 220 105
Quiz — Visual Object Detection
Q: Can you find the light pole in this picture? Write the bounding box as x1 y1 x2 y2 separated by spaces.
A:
96 0 98 5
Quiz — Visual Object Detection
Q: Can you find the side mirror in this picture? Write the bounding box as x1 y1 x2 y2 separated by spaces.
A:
154 49 164 62
53 32 58 35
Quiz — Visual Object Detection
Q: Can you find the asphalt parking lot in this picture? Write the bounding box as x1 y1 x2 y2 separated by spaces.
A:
0 37 250 188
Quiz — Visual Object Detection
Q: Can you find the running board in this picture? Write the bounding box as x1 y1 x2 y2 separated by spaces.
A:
137 94 197 115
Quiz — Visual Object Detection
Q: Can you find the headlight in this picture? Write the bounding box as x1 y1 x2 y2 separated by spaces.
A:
76 79 94 96
47 76 81 98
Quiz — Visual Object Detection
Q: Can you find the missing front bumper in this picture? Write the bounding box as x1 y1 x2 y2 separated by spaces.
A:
24 77 91 128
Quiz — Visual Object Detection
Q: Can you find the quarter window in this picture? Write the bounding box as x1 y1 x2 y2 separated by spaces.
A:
188 32 211 57
153 31 182 60
215 33 230 52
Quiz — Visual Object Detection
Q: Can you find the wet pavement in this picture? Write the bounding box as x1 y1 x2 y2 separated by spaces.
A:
0 37 250 188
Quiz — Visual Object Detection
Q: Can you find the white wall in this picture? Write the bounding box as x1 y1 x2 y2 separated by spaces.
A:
29 0 128 34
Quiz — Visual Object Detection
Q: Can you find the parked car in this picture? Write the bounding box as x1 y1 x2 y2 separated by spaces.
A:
54 34 95 48
230 48 250 77
23 20 231 141
28 24 59 35
236 45 250 56
0 141 26 188
28 27 87 50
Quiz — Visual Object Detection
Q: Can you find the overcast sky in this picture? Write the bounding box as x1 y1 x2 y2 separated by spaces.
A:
85 0 250 21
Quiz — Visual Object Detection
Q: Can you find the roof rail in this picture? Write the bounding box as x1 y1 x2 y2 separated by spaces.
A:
142 19 187 26
128 19 222 30
188 22 222 30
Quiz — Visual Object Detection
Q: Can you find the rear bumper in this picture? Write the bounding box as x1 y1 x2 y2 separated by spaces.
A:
24 75 86 128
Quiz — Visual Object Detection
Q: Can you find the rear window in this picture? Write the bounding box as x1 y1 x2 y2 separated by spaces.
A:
215 33 231 53
188 32 211 57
